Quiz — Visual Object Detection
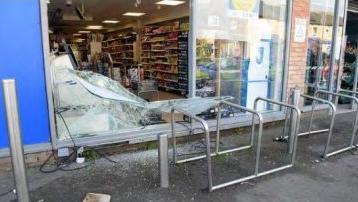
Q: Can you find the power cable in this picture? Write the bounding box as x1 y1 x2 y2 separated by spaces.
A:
40 107 121 173
0 189 14 197
39 108 88 173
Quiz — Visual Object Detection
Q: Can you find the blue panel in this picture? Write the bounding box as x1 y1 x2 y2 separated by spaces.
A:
0 0 51 148
240 60 250 107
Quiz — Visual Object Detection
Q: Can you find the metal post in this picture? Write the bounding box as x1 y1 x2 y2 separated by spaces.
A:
307 100 316 135
288 89 300 154
250 112 256 147
215 104 221 153
253 102 264 176
335 0 349 106
352 56 358 109
202 121 213 192
328 0 341 97
170 108 177 163
282 95 292 138
281 0 294 103
158 134 169 188
188 0 197 98
2 79 30 202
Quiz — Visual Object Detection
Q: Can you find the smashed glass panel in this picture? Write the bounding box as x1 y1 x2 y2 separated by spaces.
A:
51 55 231 140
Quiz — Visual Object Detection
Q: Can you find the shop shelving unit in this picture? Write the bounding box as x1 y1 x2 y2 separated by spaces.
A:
178 29 189 95
102 38 123 80
141 24 185 94
102 34 137 83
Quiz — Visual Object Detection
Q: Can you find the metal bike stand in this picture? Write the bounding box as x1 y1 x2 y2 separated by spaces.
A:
209 101 263 191
208 98 300 192
170 97 300 192
170 107 213 189
253 98 301 170
338 89 358 110
170 103 263 192
282 94 336 158
335 88 358 148
171 100 260 164
214 100 260 155
314 90 358 157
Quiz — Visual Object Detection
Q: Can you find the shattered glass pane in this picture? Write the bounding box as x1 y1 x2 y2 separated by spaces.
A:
52 55 231 140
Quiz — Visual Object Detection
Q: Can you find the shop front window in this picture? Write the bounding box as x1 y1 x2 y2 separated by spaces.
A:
48 0 290 141
339 1 358 95
305 0 345 98
194 0 288 115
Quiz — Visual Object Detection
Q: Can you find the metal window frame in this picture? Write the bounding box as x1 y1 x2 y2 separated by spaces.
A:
328 0 343 93
39 0 58 149
335 0 349 94
38 0 293 150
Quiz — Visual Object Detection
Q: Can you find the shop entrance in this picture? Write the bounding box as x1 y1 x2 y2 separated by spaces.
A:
340 1 358 94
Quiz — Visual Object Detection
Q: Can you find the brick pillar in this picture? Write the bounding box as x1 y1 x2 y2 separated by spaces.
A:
287 0 311 97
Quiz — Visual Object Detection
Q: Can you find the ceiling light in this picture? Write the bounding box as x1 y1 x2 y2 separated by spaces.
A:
156 0 185 6
73 33 82 36
102 20 120 24
78 30 91 33
74 38 85 43
86 25 103 30
123 12 146 17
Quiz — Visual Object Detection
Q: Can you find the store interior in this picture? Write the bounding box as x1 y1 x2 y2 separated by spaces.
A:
48 0 190 101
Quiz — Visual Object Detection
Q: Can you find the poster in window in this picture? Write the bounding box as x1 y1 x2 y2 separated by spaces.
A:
229 0 260 19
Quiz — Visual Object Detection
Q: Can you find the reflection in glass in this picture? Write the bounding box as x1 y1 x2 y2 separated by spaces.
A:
306 0 345 98
195 0 287 116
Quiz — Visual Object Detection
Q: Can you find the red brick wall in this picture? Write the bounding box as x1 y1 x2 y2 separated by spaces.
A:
287 0 311 98
0 151 52 171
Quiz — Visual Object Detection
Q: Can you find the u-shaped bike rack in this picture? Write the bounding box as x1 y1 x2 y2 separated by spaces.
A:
171 100 261 164
170 97 301 192
338 89 358 109
337 89 358 149
281 94 337 158
171 107 213 164
314 90 358 158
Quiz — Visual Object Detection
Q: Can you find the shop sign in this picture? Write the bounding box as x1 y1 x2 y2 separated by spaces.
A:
294 18 307 43
228 0 260 19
